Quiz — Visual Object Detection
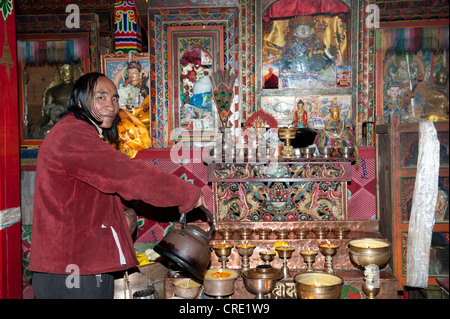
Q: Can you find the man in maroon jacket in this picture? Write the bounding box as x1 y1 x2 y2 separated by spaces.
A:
28 72 205 298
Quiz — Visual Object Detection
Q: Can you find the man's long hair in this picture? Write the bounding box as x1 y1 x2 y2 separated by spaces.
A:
62 72 119 143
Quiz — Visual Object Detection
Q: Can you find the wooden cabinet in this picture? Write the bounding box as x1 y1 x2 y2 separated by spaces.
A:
376 115 449 290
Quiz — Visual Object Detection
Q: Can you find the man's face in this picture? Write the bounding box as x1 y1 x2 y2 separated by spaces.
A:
91 77 120 129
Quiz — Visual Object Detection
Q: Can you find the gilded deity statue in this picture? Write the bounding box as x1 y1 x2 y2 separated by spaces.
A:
31 63 76 139
424 68 449 121
293 99 307 128
115 60 149 110
281 15 333 76
314 99 356 156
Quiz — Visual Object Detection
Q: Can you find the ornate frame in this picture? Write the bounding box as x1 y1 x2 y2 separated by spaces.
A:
167 25 225 145
100 52 150 110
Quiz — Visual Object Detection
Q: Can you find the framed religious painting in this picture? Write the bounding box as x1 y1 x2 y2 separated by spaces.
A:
100 52 150 111
375 21 449 124
16 33 91 147
261 0 351 89
166 25 225 145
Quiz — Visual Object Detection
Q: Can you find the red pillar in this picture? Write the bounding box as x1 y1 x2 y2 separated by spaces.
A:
0 1 22 299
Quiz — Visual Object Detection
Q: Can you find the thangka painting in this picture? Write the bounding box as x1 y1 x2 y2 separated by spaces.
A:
379 50 430 123
101 52 150 111
262 0 351 89
262 94 352 127
215 181 345 222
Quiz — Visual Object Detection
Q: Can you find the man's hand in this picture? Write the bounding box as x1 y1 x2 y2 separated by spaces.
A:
124 208 138 234
194 193 206 209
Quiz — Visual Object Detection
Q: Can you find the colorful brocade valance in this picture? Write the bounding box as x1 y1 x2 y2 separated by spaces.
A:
16 39 90 65
376 25 449 52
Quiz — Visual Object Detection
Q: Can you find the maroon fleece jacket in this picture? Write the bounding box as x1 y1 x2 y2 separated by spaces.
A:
28 113 201 275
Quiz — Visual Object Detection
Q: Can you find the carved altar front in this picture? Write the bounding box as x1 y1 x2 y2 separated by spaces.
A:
209 158 351 222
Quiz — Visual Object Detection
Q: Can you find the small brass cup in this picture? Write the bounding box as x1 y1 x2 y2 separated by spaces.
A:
312 227 330 239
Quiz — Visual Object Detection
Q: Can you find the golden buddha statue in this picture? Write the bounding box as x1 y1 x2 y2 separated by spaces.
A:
314 100 356 157
424 68 449 122
293 99 307 128
31 63 76 139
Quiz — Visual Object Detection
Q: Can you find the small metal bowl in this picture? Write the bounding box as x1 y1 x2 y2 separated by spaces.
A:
173 278 202 299
257 228 272 239
332 227 350 239
274 229 290 239
318 147 333 158
339 147 354 158
300 146 315 158
312 227 330 239
294 272 343 299
294 227 310 239
218 228 235 240
237 228 253 240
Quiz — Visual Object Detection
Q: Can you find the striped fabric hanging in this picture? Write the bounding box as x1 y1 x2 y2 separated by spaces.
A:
376 25 449 52
16 39 89 65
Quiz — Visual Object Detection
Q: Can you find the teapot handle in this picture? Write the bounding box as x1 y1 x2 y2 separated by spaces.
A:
179 205 216 239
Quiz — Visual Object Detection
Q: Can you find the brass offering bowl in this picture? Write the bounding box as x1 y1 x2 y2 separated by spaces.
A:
237 228 253 240
259 251 276 265
218 228 235 240
319 243 339 274
339 147 354 158
237 243 256 275
294 227 310 239
274 229 290 239
348 238 391 299
300 250 318 272
256 228 272 240
173 278 202 299
294 272 343 299
275 246 295 259
279 127 298 158
242 265 283 299
212 243 234 269
204 269 238 298
312 227 330 239
348 238 390 269
275 246 295 278
300 146 316 158
332 227 350 239
318 146 333 158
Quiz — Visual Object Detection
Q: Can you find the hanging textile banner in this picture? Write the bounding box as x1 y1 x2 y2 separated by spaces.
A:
406 120 440 288
16 39 89 65
376 25 449 52
114 1 142 53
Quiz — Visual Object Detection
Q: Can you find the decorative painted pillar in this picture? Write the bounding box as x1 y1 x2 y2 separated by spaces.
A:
114 1 142 53
0 0 22 299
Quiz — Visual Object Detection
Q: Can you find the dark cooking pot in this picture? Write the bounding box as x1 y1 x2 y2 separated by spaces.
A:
153 206 215 280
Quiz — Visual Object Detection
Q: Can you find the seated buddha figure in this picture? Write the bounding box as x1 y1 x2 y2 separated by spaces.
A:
424 68 449 121
31 63 76 139
314 100 356 156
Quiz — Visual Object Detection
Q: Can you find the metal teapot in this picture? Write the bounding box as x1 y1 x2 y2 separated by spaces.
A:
154 206 215 280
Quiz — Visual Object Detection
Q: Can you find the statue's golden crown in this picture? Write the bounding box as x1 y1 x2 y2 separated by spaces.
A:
291 15 316 27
